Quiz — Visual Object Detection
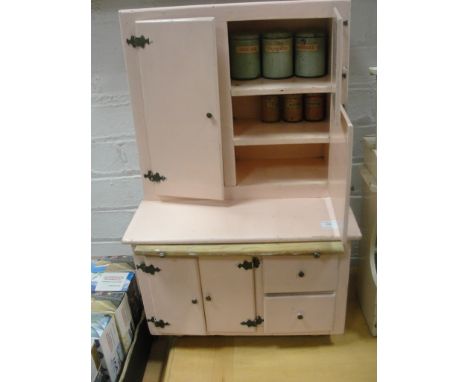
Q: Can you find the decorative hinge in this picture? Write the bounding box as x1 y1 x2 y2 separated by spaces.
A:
126 35 151 48
136 262 160 275
147 317 170 328
241 316 263 327
144 170 166 183
237 257 260 270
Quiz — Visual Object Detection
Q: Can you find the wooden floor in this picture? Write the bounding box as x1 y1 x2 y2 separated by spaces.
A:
142 290 376 382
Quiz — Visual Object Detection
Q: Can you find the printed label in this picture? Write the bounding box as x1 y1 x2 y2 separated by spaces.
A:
264 42 290 53
320 220 338 229
296 42 319 52
95 273 128 292
235 45 258 54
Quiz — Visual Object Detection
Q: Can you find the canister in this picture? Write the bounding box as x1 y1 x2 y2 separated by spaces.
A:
295 31 327 77
229 33 261 80
282 94 303 122
304 93 325 121
262 32 293 79
261 95 280 122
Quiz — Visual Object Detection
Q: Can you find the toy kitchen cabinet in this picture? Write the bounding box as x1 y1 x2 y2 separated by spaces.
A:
119 0 360 336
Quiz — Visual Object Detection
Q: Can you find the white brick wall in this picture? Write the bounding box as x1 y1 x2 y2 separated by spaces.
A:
91 0 377 258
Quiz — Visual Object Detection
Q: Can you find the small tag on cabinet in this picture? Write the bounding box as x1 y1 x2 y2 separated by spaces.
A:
320 220 338 229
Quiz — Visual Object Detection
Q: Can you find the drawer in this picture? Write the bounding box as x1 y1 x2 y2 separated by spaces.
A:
262 255 338 293
264 294 336 334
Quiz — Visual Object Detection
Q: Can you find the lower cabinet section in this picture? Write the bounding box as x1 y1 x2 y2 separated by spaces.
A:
263 294 336 334
134 245 349 336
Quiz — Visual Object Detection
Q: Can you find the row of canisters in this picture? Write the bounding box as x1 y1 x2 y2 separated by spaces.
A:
229 31 327 80
262 94 326 123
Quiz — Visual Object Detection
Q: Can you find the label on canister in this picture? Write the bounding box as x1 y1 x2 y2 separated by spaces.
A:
264 41 290 53
296 42 320 52
236 45 259 54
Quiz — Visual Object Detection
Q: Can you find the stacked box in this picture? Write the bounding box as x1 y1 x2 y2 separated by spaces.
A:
91 313 124 382
91 271 142 323
92 292 135 354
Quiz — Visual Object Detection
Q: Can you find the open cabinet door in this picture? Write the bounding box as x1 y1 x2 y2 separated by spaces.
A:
134 17 224 200
329 8 353 242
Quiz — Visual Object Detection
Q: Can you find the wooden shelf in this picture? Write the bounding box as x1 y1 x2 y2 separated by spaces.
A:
231 75 334 97
233 119 329 146
236 157 327 187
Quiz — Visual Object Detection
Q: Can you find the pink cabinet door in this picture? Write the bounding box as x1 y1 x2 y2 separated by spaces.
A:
199 257 257 334
134 17 224 200
135 256 206 335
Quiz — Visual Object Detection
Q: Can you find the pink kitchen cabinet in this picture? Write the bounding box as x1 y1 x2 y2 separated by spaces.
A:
119 0 360 336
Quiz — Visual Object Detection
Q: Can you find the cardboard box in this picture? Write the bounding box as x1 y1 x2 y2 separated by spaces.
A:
92 256 135 273
92 271 142 324
91 313 124 382
92 292 135 354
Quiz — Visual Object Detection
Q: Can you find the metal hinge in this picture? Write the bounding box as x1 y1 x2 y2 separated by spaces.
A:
147 317 170 328
136 262 160 275
237 257 260 270
144 170 166 183
126 35 151 48
241 316 264 327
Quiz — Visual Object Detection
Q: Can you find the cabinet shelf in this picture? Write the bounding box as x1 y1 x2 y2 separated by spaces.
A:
236 157 327 187
231 75 334 97
233 119 329 146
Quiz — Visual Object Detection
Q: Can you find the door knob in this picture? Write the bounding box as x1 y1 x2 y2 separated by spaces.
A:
206 112 213 118
297 313 304 320
298 271 305 278
205 295 212 301
191 299 198 304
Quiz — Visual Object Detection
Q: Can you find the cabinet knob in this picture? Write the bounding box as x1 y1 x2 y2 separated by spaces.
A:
205 295 212 301
297 313 304 320
191 299 198 304
312 252 321 258
298 271 305 278
206 112 213 118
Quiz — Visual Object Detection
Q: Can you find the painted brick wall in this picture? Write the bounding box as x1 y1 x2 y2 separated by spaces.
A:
91 0 377 258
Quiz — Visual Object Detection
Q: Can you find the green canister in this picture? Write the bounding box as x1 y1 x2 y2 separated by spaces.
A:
262 32 293 79
229 33 261 80
295 31 327 77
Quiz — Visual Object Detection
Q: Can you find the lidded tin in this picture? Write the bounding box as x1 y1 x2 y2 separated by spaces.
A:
304 93 325 121
295 30 327 78
261 95 280 122
262 32 293 79
229 33 261 80
282 94 303 122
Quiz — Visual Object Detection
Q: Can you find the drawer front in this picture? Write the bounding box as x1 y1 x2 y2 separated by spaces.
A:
264 294 336 334
263 255 339 293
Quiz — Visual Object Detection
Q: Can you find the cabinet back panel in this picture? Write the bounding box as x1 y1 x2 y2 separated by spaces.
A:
236 144 327 159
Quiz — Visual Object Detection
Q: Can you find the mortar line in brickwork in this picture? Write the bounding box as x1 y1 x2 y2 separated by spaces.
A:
91 174 141 182
91 170 141 179
91 206 138 212
91 134 136 143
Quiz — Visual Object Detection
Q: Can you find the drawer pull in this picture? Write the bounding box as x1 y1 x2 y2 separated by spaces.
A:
297 313 304 320
136 263 160 275
312 252 321 258
205 295 212 302
298 271 305 278
191 299 198 304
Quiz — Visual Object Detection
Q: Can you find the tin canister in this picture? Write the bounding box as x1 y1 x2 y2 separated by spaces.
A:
229 33 261 80
304 94 325 121
282 94 303 122
261 95 280 122
295 31 327 77
262 32 293 79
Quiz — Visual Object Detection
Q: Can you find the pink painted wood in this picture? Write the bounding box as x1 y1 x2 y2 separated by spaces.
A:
199 257 256 334
263 294 336 334
262 255 339 294
136 256 206 335
135 17 224 200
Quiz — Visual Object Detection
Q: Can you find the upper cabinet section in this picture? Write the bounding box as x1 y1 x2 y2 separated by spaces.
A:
123 17 224 200
120 0 351 203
